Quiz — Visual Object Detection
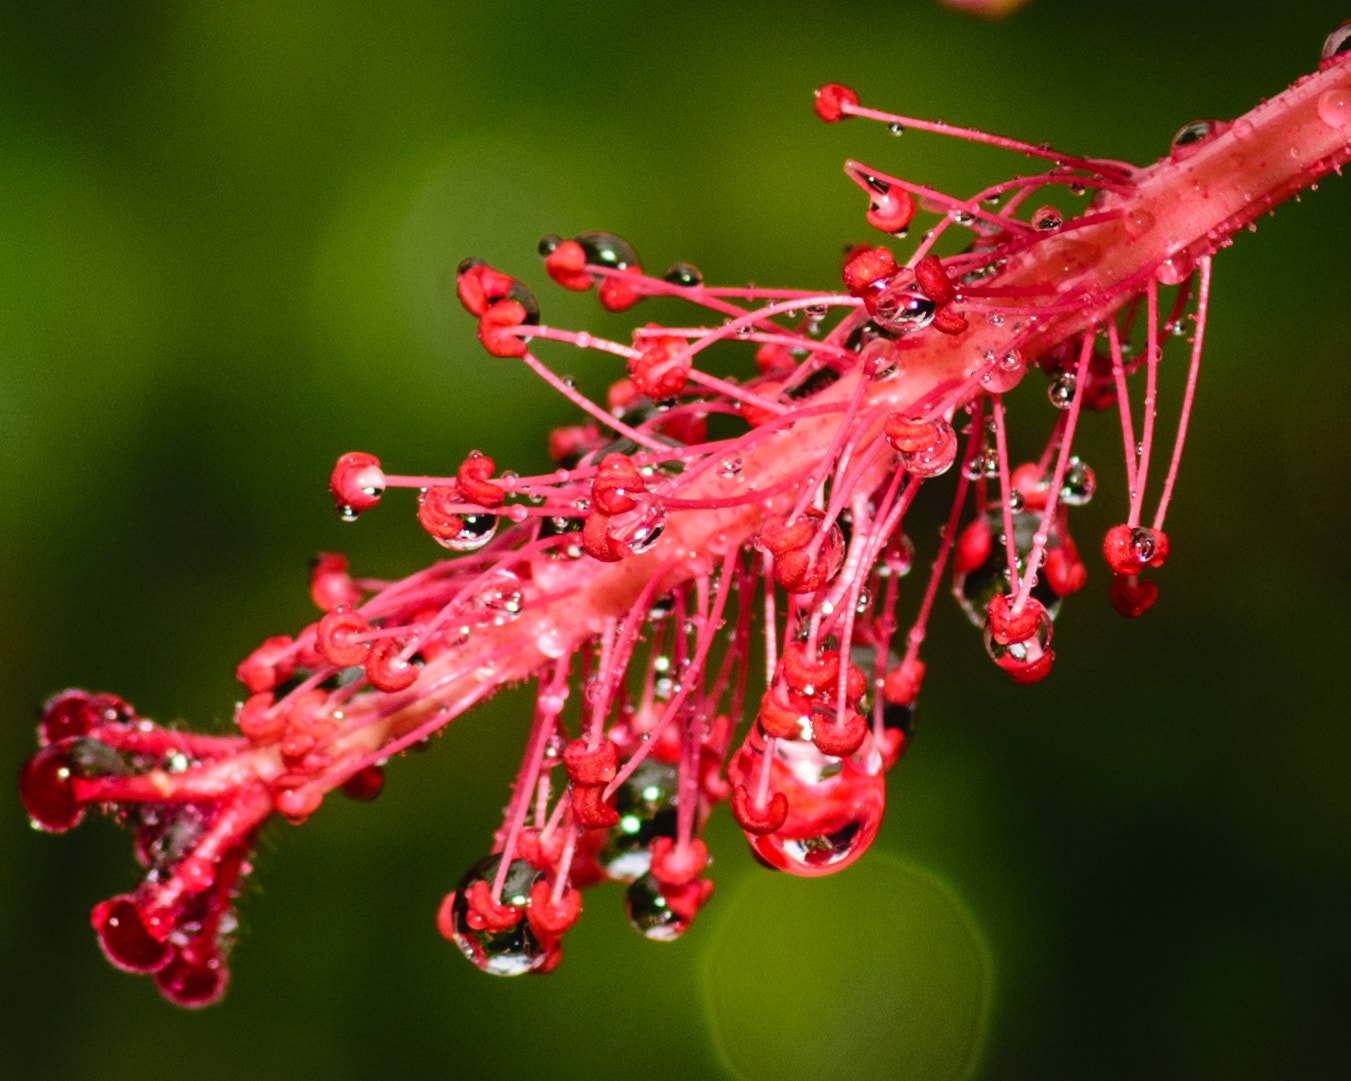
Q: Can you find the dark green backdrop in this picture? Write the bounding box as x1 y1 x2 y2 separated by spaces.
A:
5 2 1350 1078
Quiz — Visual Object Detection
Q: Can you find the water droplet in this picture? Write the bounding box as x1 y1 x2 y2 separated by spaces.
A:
983 606 1053 667
437 513 499 551
860 337 901 380
599 759 679 881
1320 19 1351 70
1317 87 1351 132
887 121 905 136
1059 457 1096 505
624 873 693 941
576 231 639 270
951 208 976 226
881 533 915 577
898 419 958 478
446 856 549 976
1154 251 1195 286
663 262 703 287
1031 206 1063 231
716 452 744 477
1123 208 1156 240
537 234 561 256
473 570 524 618
1169 119 1218 161
954 509 1065 627
607 495 667 554
872 284 935 334
1048 373 1076 409
728 730 886 877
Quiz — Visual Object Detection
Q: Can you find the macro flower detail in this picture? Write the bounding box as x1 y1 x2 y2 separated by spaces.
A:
19 24 1351 1004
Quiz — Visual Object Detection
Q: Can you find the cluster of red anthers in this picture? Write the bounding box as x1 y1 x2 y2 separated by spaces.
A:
20 23 1351 1002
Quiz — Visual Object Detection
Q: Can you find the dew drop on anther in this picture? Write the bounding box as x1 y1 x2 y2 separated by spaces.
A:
439 514 499 551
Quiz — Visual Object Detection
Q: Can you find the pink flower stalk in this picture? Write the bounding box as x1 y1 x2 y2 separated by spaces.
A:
19 25 1351 1004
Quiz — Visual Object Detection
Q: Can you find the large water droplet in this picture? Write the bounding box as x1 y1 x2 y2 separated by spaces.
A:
663 262 703 287
446 856 549 976
1317 87 1351 132
607 495 667 554
872 283 936 334
1059 457 1096 506
1320 19 1351 70
728 730 886 877
473 570 524 619
1031 206 1063 231
953 508 1064 626
1169 119 1219 162
624 873 691 941
899 419 958 479
598 758 679 881
437 513 499 551
576 231 639 270
1048 372 1077 409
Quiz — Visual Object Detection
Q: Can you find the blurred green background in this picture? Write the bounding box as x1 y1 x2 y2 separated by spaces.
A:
4 1 1350 1078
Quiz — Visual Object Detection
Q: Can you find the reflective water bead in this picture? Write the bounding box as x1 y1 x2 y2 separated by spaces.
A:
887 121 905 136
1031 206 1063 231
473 570 524 617
607 495 667 555
716 452 744 477
598 758 679 881
576 231 639 270
872 283 936 334
624 873 690 941
954 509 1064 627
438 513 499 551
983 605 1053 668
1048 372 1076 409
446 856 549 976
899 419 957 478
1059 457 1096 506
1170 119 1219 162
1321 19 1351 69
727 729 886 878
663 262 703 287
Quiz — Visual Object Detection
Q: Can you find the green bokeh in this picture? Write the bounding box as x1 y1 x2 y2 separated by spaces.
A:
4 2 1351 1079
705 855 991 1081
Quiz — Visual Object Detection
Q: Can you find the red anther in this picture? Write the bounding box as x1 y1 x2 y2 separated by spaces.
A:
526 879 582 937
1110 573 1159 618
544 238 592 291
741 378 786 426
365 637 418 693
571 783 620 830
329 452 385 516
599 268 643 312
155 949 228 1008
591 453 646 515
914 253 957 307
280 726 318 765
755 341 794 372
885 414 938 454
310 552 361 611
272 784 323 822
317 604 370 667
341 765 385 801
92 897 171 973
235 635 296 694
660 877 715 923
464 879 523 932
457 452 505 508
417 485 464 541
456 262 516 315
649 836 708 887
842 663 868 705
561 738 619 786
1103 525 1165 574
1045 547 1087 595
478 298 529 357
514 827 565 871
236 692 285 743
581 511 629 562
841 245 897 295
730 784 789 835
810 708 868 757
548 423 600 464
436 891 459 942
757 512 817 556
986 594 1047 646
814 82 859 122
954 516 993 575
866 187 917 233
932 307 969 335
882 657 926 707
628 336 691 400
607 378 641 413
781 642 841 695
998 650 1055 684
284 688 332 735
38 690 99 745
656 409 706 447
757 689 808 740
19 741 84 833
